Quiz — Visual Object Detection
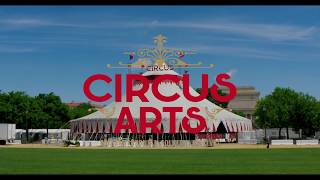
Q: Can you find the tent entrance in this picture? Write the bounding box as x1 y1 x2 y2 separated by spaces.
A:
216 122 228 134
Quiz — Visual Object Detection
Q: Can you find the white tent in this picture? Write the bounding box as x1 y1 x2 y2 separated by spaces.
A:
70 68 252 135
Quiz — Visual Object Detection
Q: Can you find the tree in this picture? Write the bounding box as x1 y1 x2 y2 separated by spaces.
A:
0 90 98 142
3 91 32 127
255 87 320 139
0 91 36 141
68 103 97 120
291 93 319 137
234 111 246 117
256 87 299 139
315 102 320 133
35 93 71 137
195 88 228 108
0 91 9 123
272 87 298 139
255 95 278 139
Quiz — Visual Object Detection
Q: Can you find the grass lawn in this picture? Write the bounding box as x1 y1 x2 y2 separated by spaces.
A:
0 147 320 174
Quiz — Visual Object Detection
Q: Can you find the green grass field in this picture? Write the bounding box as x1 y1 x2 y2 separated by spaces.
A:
0 148 320 174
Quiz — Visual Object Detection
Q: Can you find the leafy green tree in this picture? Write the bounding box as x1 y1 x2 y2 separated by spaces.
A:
0 91 97 141
292 93 319 137
234 111 246 117
35 93 70 131
274 87 298 139
3 91 32 127
0 91 9 123
0 91 35 141
255 87 320 138
315 102 320 132
68 103 97 120
255 88 298 139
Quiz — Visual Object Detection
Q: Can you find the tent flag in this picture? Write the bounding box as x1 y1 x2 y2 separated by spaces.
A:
176 51 185 58
212 123 216 132
129 53 134 60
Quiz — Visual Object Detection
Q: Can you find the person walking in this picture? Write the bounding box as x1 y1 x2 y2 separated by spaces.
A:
266 136 270 149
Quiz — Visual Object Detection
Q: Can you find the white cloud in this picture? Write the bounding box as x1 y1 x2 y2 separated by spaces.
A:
1 18 317 42
184 44 291 61
150 20 159 26
131 20 318 41
226 69 237 77
1 19 44 25
0 18 92 28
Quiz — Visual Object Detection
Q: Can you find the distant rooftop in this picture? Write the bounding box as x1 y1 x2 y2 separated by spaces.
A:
220 86 256 90
65 101 104 108
220 86 260 96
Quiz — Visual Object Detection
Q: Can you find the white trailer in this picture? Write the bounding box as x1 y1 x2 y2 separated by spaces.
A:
0 123 16 145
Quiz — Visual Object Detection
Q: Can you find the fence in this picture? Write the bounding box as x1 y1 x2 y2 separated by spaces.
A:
237 130 264 144
296 139 319 145
271 139 294 145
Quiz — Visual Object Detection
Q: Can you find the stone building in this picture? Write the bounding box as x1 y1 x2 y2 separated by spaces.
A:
220 86 260 122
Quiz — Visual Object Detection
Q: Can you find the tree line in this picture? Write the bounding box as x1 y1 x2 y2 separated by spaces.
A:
1 87 320 139
0 91 95 130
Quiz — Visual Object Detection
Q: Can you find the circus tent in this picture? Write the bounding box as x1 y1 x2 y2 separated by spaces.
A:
69 68 252 136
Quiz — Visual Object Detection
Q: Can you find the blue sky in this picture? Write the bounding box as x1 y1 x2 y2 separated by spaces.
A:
0 6 320 104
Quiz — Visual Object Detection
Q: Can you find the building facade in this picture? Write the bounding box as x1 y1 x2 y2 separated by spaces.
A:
220 86 260 122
